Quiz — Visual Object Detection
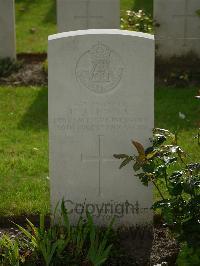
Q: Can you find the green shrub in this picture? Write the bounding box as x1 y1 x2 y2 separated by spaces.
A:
177 244 200 266
121 10 153 33
0 58 22 78
114 128 200 264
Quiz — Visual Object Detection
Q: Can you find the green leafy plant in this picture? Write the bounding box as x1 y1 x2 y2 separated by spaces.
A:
114 128 200 264
16 215 61 266
0 58 22 78
12 200 113 265
0 235 21 266
176 243 200 266
42 59 48 75
87 213 114 266
121 9 153 33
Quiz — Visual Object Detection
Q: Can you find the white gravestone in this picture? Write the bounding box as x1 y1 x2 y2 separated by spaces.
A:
48 29 154 227
57 0 120 32
154 0 200 58
0 0 16 59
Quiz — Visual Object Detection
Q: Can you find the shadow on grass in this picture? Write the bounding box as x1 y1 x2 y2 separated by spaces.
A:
43 0 57 24
19 88 48 130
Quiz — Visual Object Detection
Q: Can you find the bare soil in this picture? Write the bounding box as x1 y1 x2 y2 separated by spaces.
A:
0 215 179 266
155 54 200 87
106 226 179 266
0 62 47 86
0 53 47 86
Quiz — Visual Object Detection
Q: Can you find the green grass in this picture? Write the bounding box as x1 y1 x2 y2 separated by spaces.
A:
15 0 152 53
156 87 199 160
16 0 56 53
122 0 153 14
0 86 199 217
121 0 134 11
154 87 200 201
0 87 49 216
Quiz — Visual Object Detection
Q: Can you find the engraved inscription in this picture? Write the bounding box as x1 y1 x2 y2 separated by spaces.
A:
53 101 148 134
64 199 151 220
76 42 124 94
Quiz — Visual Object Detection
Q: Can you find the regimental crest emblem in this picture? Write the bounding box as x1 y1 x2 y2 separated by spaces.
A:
76 42 124 94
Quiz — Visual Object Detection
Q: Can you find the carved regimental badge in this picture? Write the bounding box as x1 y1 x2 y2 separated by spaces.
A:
76 43 124 94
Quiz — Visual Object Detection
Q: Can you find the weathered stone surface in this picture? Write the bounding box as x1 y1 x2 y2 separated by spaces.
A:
0 0 16 59
57 0 120 32
48 29 154 227
154 0 200 58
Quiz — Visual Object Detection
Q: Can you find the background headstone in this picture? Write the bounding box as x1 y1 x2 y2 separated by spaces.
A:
154 0 200 58
57 0 120 32
48 29 154 227
0 0 16 59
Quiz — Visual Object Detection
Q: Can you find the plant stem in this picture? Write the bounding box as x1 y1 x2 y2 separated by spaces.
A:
164 172 169 191
152 180 165 200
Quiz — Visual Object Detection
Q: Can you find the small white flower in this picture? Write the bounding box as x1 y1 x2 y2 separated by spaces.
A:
179 112 186 120
46 176 50 180
154 263 168 266
126 10 132 16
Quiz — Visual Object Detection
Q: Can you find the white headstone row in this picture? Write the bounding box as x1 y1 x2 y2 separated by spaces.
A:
0 0 16 59
154 0 200 58
48 29 154 227
57 0 120 32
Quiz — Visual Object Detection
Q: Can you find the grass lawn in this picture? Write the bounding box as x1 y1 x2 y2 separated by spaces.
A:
0 87 49 216
15 0 153 53
122 0 153 13
0 86 199 217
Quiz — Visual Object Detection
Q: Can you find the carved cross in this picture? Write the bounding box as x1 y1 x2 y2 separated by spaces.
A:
173 0 200 46
81 135 116 196
74 0 103 28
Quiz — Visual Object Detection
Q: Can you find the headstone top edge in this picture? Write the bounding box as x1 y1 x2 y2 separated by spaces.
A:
48 29 154 41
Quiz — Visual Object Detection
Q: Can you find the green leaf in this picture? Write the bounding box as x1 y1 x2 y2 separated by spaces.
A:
164 156 177 165
132 140 145 159
133 161 141 171
146 149 158 159
168 183 183 196
119 157 133 169
154 134 167 146
61 199 71 234
136 173 151 186
170 171 183 180
113 154 129 159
